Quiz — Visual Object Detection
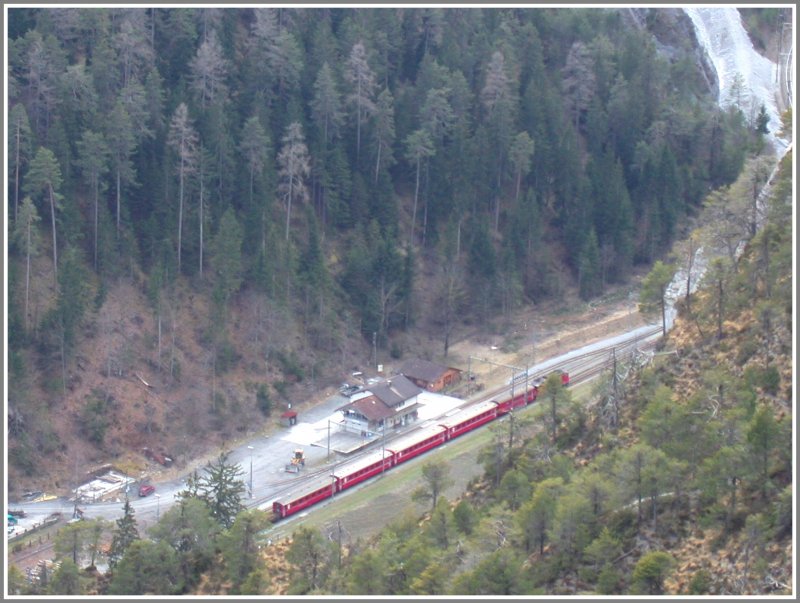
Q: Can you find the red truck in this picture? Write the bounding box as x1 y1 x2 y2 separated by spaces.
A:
138 484 156 497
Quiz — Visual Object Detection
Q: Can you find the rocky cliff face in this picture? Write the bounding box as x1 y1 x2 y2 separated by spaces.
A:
622 7 719 101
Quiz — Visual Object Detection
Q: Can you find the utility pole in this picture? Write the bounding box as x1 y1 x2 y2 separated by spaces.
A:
508 410 515 453
467 356 471 394
381 422 387 474
610 348 619 429
247 445 254 499
327 420 331 460
337 520 343 568
372 331 377 369
524 364 529 402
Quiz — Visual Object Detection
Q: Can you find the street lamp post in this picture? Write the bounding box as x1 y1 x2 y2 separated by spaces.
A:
155 493 161 521
247 445 254 499
381 422 386 475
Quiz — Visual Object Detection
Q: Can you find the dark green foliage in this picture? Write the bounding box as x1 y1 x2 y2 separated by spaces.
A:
6 8 751 382
745 365 780 396
630 551 675 595
639 260 675 335
80 391 111 445
108 539 183 595
746 404 782 497
453 499 477 535
149 497 220 590
687 568 712 594
596 562 622 595
57 245 92 343
109 498 140 568
275 350 305 383
497 469 532 511
210 207 244 314
286 526 335 594
48 558 84 595
177 451 245 529
218 509 271 594
5 11 772 595
256 384 272 416
411 461 454 513
451 548 526 595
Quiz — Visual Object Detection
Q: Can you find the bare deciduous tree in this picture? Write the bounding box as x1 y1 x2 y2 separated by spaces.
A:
345 41 376 161
277 121 311 241
13 197 41 332
167 103 199 273
189 29 229 109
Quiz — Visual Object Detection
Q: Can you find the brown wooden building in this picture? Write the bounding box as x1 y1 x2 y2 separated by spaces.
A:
399 358 462 392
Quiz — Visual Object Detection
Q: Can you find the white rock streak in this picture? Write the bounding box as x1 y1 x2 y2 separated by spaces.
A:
661 8 790 331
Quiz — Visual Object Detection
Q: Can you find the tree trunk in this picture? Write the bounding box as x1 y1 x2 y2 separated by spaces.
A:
411 158 420 246
116 170 121 236
178 153 185 273
285 170 294 241
60 322 67 398
356 80 362 161
199 160 205 277
717 277 724 340
456 216 462 259
14 124 21 222
49 183 58 285
375 140 382 183
94 176 99 271
422 159 430 248
157 312 162 370
25 218 32 332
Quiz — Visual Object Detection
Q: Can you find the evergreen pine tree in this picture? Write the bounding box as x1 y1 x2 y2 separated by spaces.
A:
109 497 140 568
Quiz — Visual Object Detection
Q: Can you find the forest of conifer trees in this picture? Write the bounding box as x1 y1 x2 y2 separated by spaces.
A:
8 7 758 360
6 6 792 597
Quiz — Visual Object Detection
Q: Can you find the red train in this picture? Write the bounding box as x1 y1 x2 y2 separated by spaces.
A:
272 371 568 520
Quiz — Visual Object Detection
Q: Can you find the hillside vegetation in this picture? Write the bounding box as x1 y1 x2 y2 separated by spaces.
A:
5 7 792 597
7 7 767 501
9 142 791 597
270 140 793 598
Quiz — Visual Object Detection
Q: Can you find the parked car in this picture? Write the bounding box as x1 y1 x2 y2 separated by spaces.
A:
138 484 156 497
339 383 363 397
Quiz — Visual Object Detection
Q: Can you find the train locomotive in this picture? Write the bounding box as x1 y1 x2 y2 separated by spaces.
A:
272 371 568 521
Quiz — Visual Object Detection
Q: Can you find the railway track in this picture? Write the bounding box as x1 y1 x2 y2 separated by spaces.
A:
260 325 667 521
10 541 56 566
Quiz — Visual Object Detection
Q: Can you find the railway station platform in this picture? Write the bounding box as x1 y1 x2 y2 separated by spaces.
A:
309 430 379 455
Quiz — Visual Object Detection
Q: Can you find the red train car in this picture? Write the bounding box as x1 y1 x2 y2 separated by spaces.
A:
333 449 394 491
272 474 335 519
438 400 498 440
495 385 539 414
271 369 569 522
386 425 448 465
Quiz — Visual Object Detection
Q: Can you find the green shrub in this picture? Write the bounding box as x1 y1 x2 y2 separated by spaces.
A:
81 394 109 445
596 563 621 594
256 384 272 416
688 569 711 594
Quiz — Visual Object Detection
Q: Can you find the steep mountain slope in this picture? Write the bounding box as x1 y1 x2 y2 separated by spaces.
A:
5 6 757 501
